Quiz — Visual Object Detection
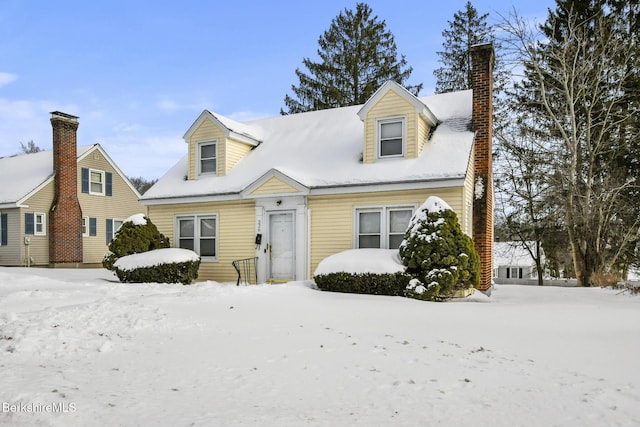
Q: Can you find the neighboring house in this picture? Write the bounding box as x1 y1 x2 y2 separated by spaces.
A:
0 112 144 267
493 241 545 280
142 44 495 290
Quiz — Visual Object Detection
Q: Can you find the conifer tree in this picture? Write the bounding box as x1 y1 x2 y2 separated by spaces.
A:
434 2 494 93
282 3 421 114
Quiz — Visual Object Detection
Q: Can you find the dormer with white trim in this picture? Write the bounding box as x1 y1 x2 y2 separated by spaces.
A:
357 81 438 163
183 110 262 179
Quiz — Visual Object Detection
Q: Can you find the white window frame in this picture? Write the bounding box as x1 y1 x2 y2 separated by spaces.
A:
198 141 218 176
175 214 218 261
354 205 415 249
82 216 89 237
34 212 46 236
89 168 106 196
377 117 406 159
108 218 124 242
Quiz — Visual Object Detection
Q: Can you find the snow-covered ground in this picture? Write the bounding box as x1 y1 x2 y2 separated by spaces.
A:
1 267 639 426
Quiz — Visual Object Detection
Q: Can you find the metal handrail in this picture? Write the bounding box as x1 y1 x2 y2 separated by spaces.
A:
232 257 258 286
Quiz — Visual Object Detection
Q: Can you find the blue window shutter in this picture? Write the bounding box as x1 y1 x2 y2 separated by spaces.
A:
1 213 7 245
105 172 112 196
90 217 97 236
106 219 112 245
25 213 34 235
81 168 89 193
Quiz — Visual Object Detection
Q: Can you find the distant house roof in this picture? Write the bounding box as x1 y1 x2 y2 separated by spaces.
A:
0 144 139 208
143 89 474 202
494 242 541 267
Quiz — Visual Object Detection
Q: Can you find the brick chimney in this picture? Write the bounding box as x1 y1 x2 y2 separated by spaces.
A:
471 43 494 292
49 111 83 267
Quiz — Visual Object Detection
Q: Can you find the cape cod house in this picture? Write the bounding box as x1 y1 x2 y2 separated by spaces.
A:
141 44 495 291
0 112 145 267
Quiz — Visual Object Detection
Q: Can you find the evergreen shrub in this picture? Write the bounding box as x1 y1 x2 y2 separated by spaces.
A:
113 258 201 285
399 197 480 301
103 215 170 271
314 272 412 296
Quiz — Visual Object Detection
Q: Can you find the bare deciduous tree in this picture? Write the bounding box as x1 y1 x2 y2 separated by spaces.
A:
498 4 640 286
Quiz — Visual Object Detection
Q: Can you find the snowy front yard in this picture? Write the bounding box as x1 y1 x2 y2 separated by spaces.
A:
1 268 639 426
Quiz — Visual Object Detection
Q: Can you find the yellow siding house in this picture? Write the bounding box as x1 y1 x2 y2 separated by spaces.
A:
142 81 481 283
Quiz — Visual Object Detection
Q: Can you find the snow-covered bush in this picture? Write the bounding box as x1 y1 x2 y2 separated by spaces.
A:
103 214 170 271
314 272 412 296
313 249 411 296
399 197 479 301
113 248 200 285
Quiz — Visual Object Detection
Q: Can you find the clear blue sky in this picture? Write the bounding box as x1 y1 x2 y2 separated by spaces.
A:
0 0 555 180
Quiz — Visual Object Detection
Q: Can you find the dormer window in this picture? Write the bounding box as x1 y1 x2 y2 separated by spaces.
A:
199 141 217 175
378 118 405 158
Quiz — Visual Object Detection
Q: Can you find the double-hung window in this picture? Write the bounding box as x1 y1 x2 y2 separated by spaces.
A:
34 213 46 235
378 118 405 158
198 141 217 175
81 168 112 196
90 170 105 195
177 214 217 259
356 206 414 249
25 212 46 236
106 218 124 244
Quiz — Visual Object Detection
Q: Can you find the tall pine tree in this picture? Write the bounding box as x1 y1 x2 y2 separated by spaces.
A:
434 2 494 93
282 3 421 115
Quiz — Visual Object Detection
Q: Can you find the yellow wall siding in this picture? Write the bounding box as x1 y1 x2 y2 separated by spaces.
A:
20 182 55 266
363 91 418 163
188 121 226 179
78 151 146 264
308 187 464 275
226 138 252 172
148 199 255 282
250 176 299 195
462 149 476 236
417 116 430 155
0 208 26 266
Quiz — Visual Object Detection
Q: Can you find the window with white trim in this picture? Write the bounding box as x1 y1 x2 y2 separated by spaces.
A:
106 218 124 243
34 212 46 236
356 206 414 249
177 214 217 259
378 118 405 158
82 216 89 237
198 141 217 175
90 169 105 195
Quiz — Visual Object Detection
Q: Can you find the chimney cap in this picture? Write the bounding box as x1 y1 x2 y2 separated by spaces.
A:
50 111 79 122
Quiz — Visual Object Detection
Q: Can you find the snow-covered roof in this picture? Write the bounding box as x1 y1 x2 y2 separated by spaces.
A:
494 242 540 267
0 145 95 207
143 90 474 202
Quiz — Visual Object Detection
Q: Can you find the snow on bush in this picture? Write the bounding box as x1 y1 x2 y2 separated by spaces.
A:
314 249 405 276
124 213 148 226
114 248 200 271
113 248 201 285
400 196 480 301
102 214 170 271
313 249 410 296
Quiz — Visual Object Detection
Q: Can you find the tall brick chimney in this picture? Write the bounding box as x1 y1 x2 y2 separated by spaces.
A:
471 43 494 292
49 111 83 267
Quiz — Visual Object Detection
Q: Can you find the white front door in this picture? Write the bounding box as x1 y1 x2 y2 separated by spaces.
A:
268 211 295 281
